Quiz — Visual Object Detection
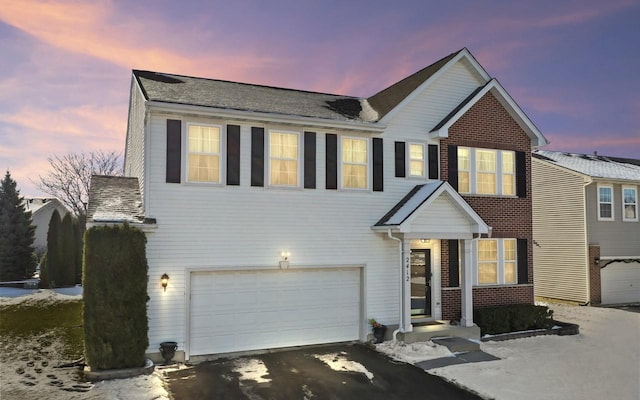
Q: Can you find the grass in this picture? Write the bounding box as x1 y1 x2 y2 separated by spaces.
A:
0 300 84 359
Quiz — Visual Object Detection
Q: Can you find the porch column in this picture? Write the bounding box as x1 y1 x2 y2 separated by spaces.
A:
401 238 413 332
460 239 474 327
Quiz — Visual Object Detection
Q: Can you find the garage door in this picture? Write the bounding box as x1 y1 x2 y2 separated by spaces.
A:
189 268 361 356
601 261 640 305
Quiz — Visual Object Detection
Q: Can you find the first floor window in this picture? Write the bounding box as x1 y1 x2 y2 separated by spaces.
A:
270 131 299 186
342 137 368 189
188 124 221 183
598 185 613 220
478 239 498 284
409 143 425 177
622 185 638 221
477 239 518 285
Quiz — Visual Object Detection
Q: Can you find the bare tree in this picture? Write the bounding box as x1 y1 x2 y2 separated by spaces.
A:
34 151 122 226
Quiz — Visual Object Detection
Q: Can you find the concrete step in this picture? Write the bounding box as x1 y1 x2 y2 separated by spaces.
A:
432 337 480 353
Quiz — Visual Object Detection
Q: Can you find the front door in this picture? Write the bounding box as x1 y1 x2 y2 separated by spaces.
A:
410 249 431 317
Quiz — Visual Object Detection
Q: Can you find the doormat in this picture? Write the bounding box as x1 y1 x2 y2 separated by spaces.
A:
412 321 444 327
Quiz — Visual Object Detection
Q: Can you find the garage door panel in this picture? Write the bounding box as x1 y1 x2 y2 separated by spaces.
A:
189 268 361 356
601 262 640 304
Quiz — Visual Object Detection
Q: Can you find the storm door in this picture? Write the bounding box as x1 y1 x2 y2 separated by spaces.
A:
410 249 432 317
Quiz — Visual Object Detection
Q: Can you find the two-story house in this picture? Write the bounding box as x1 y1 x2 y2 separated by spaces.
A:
88 48 547 362
532 150 640 305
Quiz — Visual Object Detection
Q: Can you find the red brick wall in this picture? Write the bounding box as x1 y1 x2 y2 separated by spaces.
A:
589 245 601 305
439 91 535 316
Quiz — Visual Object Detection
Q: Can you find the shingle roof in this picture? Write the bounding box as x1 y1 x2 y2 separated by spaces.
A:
87 176 145 223
533 150 640 181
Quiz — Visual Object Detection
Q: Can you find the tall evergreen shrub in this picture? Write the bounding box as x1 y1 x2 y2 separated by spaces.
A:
44 210 62 287
73 219 83 284
60 213 75 286
83 224 149 370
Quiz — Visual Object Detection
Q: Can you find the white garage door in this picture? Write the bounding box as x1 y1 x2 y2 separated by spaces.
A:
601 261 640 305
189 268 361 356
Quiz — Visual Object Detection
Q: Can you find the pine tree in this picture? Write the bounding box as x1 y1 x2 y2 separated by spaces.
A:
60 213 75 286
73 218 83 284
45 209 62 287
0 171 37 281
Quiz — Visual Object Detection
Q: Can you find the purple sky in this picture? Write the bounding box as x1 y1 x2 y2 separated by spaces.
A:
1 0 639 197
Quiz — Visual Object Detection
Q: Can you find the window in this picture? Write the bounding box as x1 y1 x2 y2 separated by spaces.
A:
269 131 299 186
598 184 614 221
457 147 516 196
477 239 518 285
341 137 368 189
409 143 425 177
622 185 638 221
187 124 221 183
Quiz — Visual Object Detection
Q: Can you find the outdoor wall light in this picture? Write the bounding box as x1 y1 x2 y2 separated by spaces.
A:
594 257 600 265
279 252 290 269
420 239 430 244
161 273 170 292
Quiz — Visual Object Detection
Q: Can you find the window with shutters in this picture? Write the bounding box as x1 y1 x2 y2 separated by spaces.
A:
477 239 518 285
622 185 637 222
408 143 425 177
341 137 368 189
598 184 614 221
457 147 516 196
187 123 222 183
269 130 300 187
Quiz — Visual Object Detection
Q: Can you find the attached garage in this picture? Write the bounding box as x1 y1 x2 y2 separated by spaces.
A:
601 261 640 305
188 267 362 357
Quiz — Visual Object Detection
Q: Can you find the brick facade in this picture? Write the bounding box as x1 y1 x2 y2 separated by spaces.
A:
588 244 602 305
439 91 535 316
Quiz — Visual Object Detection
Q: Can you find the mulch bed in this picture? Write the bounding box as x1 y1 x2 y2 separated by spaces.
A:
481 320 580 342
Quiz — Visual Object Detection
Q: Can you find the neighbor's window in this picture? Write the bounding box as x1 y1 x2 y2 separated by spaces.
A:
622 185 638 221
187 124 221 183
598 184 614 221
342 137 368 189
270 131 299 186
458 147 516 196
458 147 471 193
477 239 518 285
409 143 425 177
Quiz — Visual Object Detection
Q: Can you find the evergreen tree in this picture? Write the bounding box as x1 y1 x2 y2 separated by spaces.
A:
60 213 75 286
45 209 62 287
73 218 83 284
0 171 37 281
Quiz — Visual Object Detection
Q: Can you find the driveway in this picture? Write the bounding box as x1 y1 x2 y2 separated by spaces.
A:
165 343 481 400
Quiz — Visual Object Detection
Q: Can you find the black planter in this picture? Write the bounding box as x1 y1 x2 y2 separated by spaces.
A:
159 341 178 364
373 325 387 343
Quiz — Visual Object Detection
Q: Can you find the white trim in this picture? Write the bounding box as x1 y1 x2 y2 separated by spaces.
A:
597 183 614 221
185 122 225 185
621 185 638 222
267 129 302 188
339 135 370 191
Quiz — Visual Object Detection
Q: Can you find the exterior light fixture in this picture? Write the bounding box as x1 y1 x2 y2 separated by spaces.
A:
594 257 600 265
161 273 170 291
420 239 430 244
279 251 290 269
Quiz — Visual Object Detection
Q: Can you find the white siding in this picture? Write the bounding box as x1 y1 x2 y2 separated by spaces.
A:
409 194 472 234
532 158 589 302
124 79 147 200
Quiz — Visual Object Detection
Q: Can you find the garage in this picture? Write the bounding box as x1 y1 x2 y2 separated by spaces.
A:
601 261 640 305
188 267 362 357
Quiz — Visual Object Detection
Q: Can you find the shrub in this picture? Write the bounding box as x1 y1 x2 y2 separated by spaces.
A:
474 304 554 335
45 210 62 288
83 224 149 370
59 213 76 286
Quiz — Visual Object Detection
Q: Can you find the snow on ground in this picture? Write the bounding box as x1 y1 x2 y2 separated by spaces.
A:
0 286 83 304
376 340 454 363
314 351 374 380
232 358 272 383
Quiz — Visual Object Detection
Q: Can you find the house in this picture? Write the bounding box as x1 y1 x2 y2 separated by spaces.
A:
532 150 640 305
88 48 547 362
23 197 69 253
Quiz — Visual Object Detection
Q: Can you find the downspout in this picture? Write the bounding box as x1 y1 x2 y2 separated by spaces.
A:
582 176 594 306
387 229 404 341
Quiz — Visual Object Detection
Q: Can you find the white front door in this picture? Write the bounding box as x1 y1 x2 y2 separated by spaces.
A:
188 268 361 357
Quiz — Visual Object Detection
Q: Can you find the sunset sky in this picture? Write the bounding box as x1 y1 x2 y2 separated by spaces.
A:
1 0 639 197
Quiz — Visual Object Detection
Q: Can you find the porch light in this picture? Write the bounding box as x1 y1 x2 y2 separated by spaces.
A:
420 239 430 244
280 252 290 269
161 273 170 292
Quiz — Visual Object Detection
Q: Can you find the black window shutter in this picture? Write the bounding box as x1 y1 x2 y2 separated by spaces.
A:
516 151 527 198
517 238 528 284
166 119 181 183
428 144 439 180
304 131 316 189
226 125 240 185
448 240 460 287
326 134 337 190
373 138 383 191
251 127 264 187
448 145 458 190
394 141 406 177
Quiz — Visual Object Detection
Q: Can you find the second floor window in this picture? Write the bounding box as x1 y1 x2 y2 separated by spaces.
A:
622 185 638 221
342 137 368 189
457 147 515 196
598 185 613 220
187 124 221 183
270 131 299 186
409 143 425 177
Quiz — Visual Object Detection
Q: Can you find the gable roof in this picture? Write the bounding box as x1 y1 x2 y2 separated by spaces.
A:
533 150 640 182
87 175 145 223
430 79 548 147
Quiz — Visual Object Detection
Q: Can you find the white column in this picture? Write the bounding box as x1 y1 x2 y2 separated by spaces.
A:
401 238 413 332
460 239 474 327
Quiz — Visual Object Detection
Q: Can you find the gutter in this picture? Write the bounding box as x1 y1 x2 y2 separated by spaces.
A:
387 229 404 341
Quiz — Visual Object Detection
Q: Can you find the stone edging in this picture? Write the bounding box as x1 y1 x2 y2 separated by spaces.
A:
83 359 154 382
480 320 579 342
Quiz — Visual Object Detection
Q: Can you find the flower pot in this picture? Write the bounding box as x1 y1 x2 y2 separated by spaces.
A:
373 325 387 343
159 341 178 364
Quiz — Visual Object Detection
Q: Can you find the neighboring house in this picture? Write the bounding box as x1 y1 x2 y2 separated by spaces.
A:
88 48 547 361
532 150 640 305
23 198 69 253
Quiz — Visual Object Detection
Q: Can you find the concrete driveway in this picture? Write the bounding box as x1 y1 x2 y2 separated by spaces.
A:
165 343 481 400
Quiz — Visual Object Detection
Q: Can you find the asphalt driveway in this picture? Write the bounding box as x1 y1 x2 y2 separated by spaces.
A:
165 343 481 400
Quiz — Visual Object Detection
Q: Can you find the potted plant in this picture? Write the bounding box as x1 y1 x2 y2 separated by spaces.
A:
369 318 387 343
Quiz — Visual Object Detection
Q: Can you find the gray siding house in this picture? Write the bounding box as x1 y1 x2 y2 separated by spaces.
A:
532 150 640 305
